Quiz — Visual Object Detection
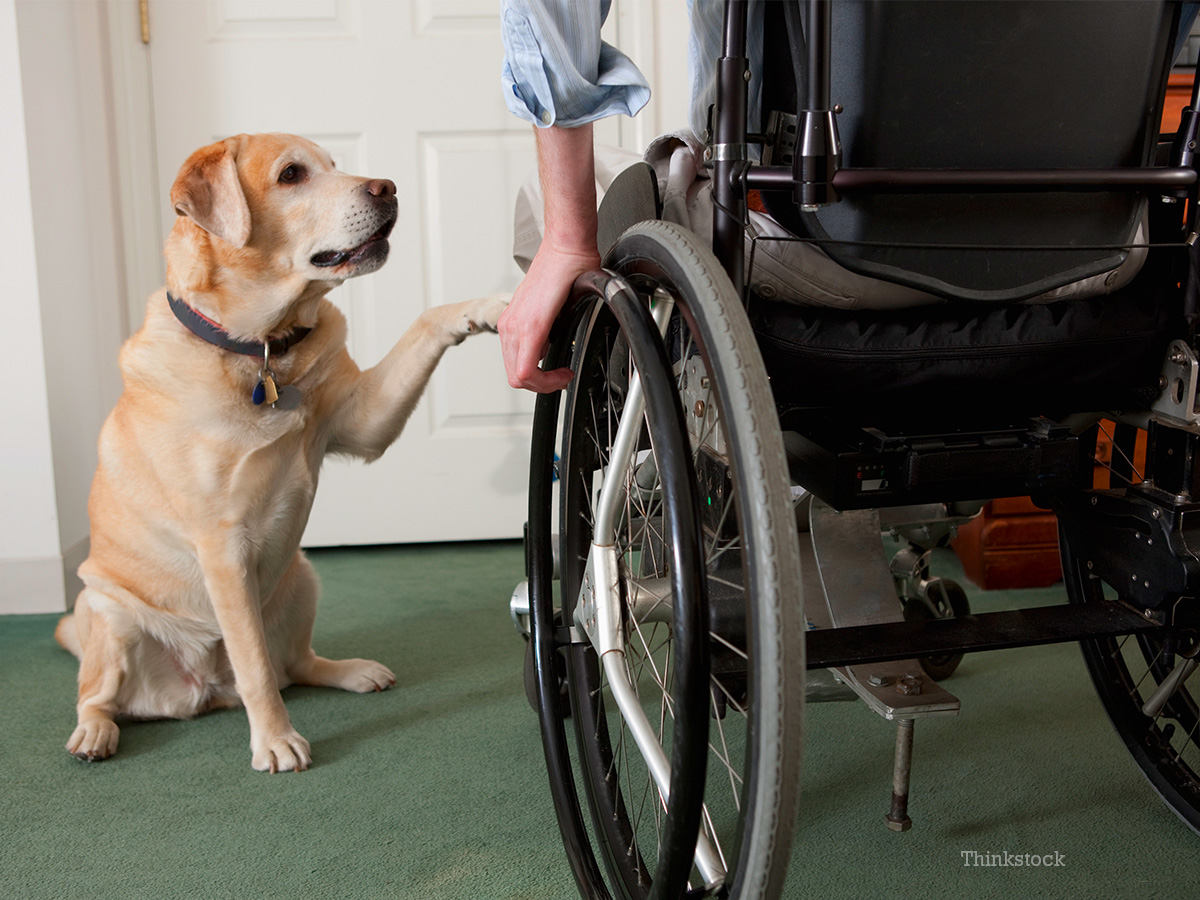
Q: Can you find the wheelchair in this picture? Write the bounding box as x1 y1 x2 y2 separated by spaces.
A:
517 2 1200 897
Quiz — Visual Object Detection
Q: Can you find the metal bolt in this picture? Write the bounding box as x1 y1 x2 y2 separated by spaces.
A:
1087 560 1094 570
833 104 844 114
1153 508 1162 519
694 400 706 418
897 674 922 696
868 673 893 687
743 68 752 82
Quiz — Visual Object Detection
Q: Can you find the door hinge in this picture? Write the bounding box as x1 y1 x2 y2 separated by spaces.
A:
139 0 150 44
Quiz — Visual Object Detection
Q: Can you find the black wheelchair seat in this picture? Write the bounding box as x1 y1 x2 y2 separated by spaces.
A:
750 252 1183 417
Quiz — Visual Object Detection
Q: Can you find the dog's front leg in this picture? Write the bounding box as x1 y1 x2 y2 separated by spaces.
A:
197 540 310 773
328 294 508 460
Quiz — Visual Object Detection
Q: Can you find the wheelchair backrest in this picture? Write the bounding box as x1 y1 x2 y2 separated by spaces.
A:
760 0 1182 303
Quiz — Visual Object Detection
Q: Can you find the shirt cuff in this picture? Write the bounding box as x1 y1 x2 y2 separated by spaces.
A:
501 11 651 128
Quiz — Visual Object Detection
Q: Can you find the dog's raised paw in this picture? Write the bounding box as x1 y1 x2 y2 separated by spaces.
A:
66 719 120 762
459 293 510 338
251 729 312 773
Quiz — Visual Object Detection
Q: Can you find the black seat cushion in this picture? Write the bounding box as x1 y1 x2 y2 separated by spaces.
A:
751 250 1185 416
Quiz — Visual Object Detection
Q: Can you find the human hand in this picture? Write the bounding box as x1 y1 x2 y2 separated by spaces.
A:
498 242 600 392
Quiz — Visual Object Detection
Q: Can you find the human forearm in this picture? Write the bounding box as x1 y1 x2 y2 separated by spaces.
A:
536 123 598 255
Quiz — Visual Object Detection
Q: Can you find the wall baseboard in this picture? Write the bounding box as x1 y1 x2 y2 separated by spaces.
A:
0 538 87 615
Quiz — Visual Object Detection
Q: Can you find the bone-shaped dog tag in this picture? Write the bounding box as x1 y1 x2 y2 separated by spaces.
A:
262 374 279 405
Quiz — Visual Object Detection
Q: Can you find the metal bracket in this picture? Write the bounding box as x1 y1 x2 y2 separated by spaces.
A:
682 356 727 458
1152 340 1200 427
807 498 961 720
762 110 798 167
575 545 624 656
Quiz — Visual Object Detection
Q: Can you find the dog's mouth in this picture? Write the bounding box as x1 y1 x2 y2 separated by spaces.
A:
309 215 396 269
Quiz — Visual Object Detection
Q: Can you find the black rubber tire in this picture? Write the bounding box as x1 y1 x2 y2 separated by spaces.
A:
903 579 971 681
556 221 806 899
1060 526 1200 834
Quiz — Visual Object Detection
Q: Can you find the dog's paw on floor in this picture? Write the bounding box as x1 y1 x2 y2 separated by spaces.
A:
251 728 312 773
297 656 397 693
66 718 120 762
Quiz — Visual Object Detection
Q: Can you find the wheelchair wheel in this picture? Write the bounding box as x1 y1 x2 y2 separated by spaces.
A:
1060 532 1200 833
551 221 805 899
902 579 971 682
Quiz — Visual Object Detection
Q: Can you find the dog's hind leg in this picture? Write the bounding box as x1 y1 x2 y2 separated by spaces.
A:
65 591 125 761
54 611 83 659
271 553 396 694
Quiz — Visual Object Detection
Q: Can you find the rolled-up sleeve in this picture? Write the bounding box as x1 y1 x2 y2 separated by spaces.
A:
501 0 651 128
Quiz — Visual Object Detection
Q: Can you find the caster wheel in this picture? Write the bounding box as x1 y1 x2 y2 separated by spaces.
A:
903 579 971 681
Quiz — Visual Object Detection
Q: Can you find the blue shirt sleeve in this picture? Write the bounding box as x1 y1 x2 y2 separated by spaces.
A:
501 0 652 128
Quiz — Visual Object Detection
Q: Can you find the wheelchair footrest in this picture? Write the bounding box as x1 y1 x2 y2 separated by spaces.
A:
806 600 1162 670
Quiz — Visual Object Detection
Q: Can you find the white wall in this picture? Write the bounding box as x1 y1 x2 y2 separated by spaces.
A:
0 0 127 614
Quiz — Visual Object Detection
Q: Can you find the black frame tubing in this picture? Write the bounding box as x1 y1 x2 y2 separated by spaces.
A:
713 0 749 296
744 165 1198 194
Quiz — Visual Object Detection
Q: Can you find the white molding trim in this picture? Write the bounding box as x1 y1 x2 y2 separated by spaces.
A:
104 0 164 336
0 538 87 615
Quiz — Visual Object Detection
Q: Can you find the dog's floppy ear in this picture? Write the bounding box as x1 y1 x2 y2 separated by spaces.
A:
170 140 251 249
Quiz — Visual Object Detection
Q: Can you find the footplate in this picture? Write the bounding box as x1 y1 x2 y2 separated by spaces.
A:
805 498 960 720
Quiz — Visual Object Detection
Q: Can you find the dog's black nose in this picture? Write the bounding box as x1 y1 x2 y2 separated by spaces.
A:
366 179 397 199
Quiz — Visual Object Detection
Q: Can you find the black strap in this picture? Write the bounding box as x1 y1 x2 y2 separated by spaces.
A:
167 292 311 357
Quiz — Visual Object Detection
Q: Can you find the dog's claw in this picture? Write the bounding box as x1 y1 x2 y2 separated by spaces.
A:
252 728 312 773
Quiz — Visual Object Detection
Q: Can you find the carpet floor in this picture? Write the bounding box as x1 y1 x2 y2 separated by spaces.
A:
1 541 1196 899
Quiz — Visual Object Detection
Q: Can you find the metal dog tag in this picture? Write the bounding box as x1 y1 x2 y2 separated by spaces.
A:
272 384 303 410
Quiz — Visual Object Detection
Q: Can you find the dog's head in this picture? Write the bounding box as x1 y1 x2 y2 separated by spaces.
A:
165 133 398 335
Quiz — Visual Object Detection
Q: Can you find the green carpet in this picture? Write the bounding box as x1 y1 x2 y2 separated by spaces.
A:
1 541 1195 899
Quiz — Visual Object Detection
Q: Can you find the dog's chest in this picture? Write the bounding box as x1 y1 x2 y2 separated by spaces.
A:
224 408 323 543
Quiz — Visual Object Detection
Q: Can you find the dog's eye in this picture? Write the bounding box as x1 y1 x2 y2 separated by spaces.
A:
278 164 304 185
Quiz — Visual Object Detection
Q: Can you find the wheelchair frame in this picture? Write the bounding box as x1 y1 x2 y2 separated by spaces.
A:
522 2 1200 898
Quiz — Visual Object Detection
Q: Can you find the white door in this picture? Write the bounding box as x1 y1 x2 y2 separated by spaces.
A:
142 0 687 546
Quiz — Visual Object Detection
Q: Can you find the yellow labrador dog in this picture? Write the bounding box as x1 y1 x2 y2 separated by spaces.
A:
54 133 507 772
